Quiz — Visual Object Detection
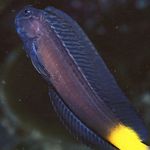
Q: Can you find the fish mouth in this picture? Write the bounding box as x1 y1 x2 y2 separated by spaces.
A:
15 21 25 36
15 23 28 42
15 16 39 41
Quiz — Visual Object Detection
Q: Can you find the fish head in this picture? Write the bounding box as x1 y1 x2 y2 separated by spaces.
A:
15 6 49 79
15 5 44 39
15 6 45 55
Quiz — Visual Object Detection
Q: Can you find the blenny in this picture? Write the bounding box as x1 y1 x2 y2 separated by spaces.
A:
15 6 149 150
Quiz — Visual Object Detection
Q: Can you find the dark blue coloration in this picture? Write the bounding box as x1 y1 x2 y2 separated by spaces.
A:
15 6 148 149
44 7 148 141
49 89 117 150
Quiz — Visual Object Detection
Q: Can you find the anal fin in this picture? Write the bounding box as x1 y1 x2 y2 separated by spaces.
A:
49 89 117 150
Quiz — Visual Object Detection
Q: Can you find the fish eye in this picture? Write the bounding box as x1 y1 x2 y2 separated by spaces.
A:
23 8 32 17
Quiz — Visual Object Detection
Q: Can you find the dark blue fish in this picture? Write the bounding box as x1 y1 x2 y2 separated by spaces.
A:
15 6 149 150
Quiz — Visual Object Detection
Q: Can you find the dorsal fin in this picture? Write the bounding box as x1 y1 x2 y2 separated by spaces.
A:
44 6 148 141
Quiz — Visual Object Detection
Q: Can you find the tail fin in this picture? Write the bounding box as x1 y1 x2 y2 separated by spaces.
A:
108 123 148 150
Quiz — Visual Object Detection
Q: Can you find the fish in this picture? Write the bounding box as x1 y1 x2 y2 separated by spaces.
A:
15 6 149 150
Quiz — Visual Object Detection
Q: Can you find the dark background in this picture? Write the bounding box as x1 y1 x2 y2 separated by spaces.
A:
0 0 150 149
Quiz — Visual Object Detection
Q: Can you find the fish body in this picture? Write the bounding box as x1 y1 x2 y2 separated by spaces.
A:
15 6 148 150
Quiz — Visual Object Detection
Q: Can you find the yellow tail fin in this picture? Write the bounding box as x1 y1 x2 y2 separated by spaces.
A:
108 123 148 150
